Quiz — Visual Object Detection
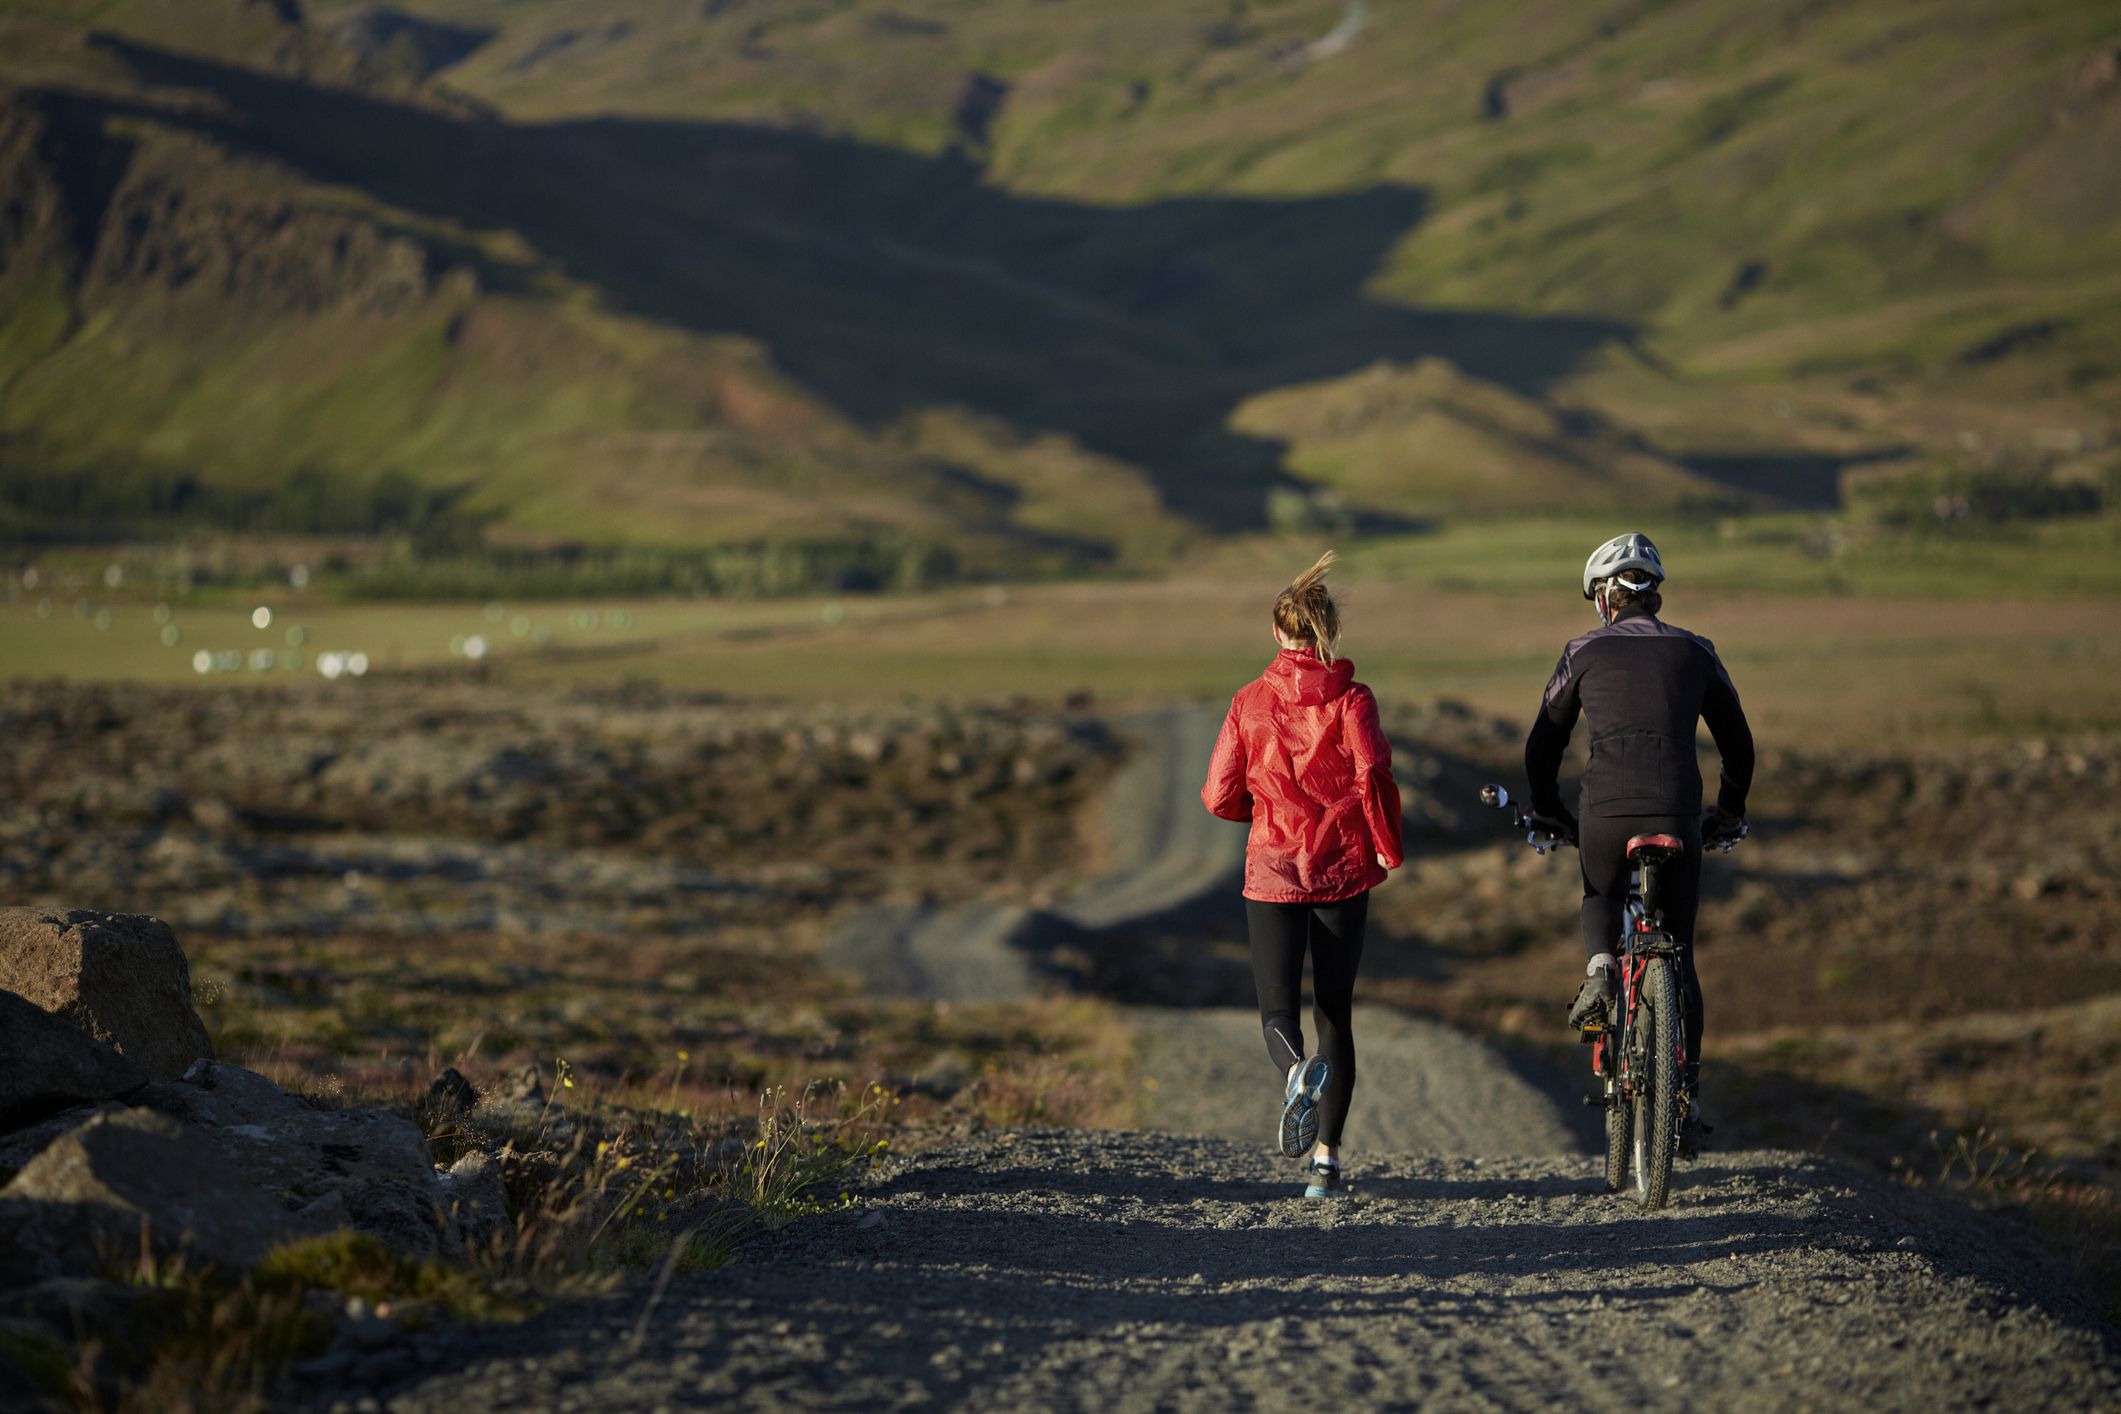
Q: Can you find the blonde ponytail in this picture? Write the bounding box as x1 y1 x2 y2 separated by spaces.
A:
1272 550 1342 663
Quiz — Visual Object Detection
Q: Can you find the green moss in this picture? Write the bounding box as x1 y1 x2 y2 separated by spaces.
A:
254 1232 536 1323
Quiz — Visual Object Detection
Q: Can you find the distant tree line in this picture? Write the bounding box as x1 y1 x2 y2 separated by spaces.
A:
346 537 961 600
0 464 964 597
1852 462 2110 528
0 466 484 550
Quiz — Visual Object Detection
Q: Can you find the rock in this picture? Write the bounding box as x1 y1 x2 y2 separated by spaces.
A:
0 1110 296 1281
335 1175 451 1260
912 1051 972 1096
434 1151 509 1251
0 990 145 1127
420 1067 480 1125
0 1102 125 1174
0 1276 172 1369
493 1063 544 1104
130 1061 448 1259
0 910 213 1081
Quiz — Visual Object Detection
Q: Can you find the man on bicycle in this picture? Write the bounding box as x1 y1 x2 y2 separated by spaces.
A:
1523 532 1753 1151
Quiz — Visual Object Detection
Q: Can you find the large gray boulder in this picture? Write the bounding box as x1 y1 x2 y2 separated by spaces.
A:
0 990 144 1128
0 1060 474 1286
0 910 212 1081
131 1060 451 1258
0 1103 124 1175
0 1110 298 1281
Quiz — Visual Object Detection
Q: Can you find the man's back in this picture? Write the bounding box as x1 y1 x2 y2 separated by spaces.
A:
1529 607 1752 819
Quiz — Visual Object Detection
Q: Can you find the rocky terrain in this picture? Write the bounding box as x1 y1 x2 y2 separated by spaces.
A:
0 907 507 1401
8 904 2107 1414
1 679 2117 1407
0 679 1119 942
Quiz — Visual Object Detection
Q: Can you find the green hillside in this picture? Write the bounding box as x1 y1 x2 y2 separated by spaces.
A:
0 0 2115 583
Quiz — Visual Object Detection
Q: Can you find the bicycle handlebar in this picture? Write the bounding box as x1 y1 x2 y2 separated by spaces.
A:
1476 783 1572 855
1477 784 1748 854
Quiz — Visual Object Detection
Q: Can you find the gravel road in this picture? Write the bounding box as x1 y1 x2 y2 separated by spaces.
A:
359 1132 2117 1412
319 709 2118 1412
1136 1004 1587 1159
821 705 1237 1000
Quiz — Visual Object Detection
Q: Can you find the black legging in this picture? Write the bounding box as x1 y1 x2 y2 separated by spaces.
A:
1578 812 1703 1075
1246 892 1368 1147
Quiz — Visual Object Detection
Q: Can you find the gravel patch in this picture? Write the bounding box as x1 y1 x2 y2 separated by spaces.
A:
337 1131 2118 1412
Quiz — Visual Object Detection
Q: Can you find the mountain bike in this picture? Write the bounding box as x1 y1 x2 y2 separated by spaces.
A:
1477 784 1746 1209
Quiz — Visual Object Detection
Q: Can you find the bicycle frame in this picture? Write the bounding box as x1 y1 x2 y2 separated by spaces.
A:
1587 848 1686 1102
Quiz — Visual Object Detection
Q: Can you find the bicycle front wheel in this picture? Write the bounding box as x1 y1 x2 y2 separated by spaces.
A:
1631 958 1682 1209
1603 1073 1630 1194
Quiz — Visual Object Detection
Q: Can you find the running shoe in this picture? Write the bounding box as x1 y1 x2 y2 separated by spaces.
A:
1303 1160 1345 1200
1279 1056 1330 1157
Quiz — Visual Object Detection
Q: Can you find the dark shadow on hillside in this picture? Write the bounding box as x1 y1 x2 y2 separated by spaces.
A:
55 37 1639 530
1677 446 1915 510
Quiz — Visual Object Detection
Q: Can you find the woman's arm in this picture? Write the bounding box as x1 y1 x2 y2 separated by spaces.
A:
1346 686 1404 868
1201 697 1253 821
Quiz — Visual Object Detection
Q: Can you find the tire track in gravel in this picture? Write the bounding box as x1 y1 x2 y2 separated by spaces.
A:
362 1134 2118 1413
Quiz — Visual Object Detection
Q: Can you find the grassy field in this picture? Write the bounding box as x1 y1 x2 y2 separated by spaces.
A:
10 519 2116 744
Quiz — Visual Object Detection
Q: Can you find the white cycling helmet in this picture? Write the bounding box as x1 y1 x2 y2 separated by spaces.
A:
1581 532 1664 600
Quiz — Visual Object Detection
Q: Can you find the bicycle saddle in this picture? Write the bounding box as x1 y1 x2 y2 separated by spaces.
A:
1625 833 1685 858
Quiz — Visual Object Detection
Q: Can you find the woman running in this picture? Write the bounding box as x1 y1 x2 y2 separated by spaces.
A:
1201 551 1404 1198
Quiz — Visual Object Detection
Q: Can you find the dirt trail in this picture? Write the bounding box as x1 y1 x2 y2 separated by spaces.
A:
318 709 2121 1410
361 1134 2117 1412
1137 1005 1583 1158
821 705 1238 1001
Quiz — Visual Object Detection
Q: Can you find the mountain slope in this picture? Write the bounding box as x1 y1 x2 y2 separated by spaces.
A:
0 0 2114 567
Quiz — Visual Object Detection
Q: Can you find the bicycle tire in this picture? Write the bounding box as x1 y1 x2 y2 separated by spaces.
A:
1603 1073 1630 1194
1634 958 1681 1209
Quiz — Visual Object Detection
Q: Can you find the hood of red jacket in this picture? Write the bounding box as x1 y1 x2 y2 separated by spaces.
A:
1264 649 1355 706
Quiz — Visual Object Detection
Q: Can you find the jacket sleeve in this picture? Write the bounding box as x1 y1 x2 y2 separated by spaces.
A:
1346 687 1405 868
1201 696 1253 822
1699 644 1755 817
1523 648 1580 819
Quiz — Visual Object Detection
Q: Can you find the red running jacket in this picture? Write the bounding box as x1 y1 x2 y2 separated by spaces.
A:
1202 650 1405 904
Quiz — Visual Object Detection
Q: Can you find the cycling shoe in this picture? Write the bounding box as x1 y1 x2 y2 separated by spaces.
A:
1678 1099 1714 1160
1567 964 1617 1031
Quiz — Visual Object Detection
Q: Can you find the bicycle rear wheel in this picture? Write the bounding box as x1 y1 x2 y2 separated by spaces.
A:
1632 958 1681 1209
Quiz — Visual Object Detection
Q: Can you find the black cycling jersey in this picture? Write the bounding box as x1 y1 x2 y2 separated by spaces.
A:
1524 606 1754 820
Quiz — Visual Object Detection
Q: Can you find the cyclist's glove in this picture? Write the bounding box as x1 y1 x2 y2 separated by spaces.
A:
1527 808 1578 847
1702 806 1748 847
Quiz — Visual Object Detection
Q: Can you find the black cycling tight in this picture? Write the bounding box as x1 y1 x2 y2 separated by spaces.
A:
1246 892 1368 1148
1578 812 1704 1071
